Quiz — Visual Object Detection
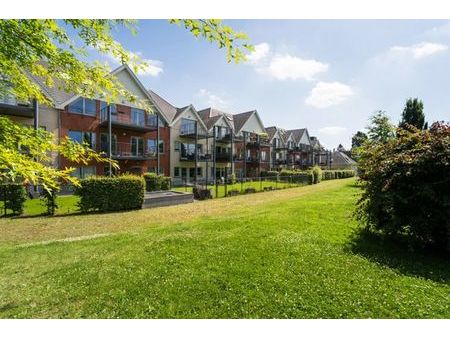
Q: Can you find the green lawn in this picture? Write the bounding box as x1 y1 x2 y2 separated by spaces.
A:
0 195 79 217
173 179 301 198
0 178 448 318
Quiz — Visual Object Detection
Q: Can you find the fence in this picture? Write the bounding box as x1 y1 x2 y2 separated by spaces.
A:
172 175 312 199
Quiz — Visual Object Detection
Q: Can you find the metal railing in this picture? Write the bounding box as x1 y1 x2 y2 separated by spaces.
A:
100 142 156 159
172 174 312 199
100 109 157 128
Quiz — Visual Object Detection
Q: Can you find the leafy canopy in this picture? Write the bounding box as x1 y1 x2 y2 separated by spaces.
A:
0 116 118 192
367 111 395 144
0 19 253 109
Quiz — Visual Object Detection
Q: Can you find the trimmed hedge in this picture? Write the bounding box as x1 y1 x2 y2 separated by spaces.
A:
322 170 356 180
143 173 171 192
75 175 145 213
1 184 26 216
279 169 314 185
260 170 279 178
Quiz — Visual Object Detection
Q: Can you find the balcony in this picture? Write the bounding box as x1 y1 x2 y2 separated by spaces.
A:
100 110 157 132
215 133 233 143
100 142 156 160
0 96 34 118
180 152 211 161
215 152 232 162
274 159 287 165
246 156 260 164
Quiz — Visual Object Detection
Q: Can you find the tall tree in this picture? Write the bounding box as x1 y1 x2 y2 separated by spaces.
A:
351 131 368 149
399 97 426 130
0 19 253 109
367 111 395 143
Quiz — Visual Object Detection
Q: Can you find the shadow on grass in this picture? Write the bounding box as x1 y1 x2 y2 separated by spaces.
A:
347 228 450 284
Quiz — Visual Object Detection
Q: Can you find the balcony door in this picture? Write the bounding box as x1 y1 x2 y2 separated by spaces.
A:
131 108 145 126
131 137 144 156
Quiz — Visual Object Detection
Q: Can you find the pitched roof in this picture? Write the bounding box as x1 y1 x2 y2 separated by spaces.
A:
287 128 308 144
332 151 356 166
197 107 230 130
265 126 278 140
232 110 255 133
147 89 178 123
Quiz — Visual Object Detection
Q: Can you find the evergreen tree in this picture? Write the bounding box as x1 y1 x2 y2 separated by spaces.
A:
399 98 426 130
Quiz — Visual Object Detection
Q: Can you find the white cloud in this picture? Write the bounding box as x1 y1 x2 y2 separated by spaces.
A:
389 42 447 59
305 81 354 108
246 42 270 64
196 89 229 110
261 54 329 81
318 126 348 136
103 50 163 77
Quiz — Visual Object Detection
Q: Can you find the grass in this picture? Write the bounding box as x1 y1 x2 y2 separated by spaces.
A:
0 195 79 217
0 178 448 318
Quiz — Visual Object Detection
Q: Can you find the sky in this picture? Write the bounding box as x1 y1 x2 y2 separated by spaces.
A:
88 20 450 149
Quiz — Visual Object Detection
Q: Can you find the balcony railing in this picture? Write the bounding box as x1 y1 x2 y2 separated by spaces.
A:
100 142 156 160
100 109 157 130
215 152 232 161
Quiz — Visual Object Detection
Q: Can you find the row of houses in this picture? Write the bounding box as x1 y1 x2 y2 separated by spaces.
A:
0 64 334 185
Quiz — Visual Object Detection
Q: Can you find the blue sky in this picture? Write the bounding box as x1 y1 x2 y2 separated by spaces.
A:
92 20 450 149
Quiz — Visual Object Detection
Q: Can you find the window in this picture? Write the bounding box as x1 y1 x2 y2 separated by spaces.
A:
72 166 96 179
147 114 164 127
159 140 164 153
131 108 145 126
69 130 96 149
68 98 84 114
180 118 196 135
131 137 144 156
68 98 96 116
100 133 117 154
84 99 96 116
174 167 180 177
189 167 196 178
261 151 267 161
197 167 202 176
181 167 187 178
174 141 181 151
147 139 157 153
247 149 251 158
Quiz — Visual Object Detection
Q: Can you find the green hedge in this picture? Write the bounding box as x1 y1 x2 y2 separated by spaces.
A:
312 166 322 184
75 175 144 213
260 170 279 179
322 170 356 180
143 173 171 192
279 169 314 185
1 184 26 216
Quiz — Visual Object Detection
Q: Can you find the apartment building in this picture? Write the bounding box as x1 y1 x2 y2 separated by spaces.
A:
2 63 327 184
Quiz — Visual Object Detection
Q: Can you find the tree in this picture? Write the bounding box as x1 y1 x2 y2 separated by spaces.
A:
367 111 395 143
351 131 368 149
399 98 426 130
0 116 117 193
357 122 450 251
351 131 368 161
0 19 253 109
0 19 253 192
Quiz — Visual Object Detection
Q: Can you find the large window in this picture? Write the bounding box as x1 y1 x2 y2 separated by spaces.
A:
68 98 96 116
261 151 267 161
71 166 96 179
131 108 145 126
131 137 144 156
180 118 196 135
147 139 164 153
174 167 180 177
69 130 96 149
100 133 117 154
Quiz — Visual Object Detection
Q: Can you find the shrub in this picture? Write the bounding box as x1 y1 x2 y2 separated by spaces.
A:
1 184 26 216
312 165 322 184
279 170 313 185
143 173 171 192
322 170 355 180
357 122 450 252
41 189 58 215
75 175 144 213
261 170 279 180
